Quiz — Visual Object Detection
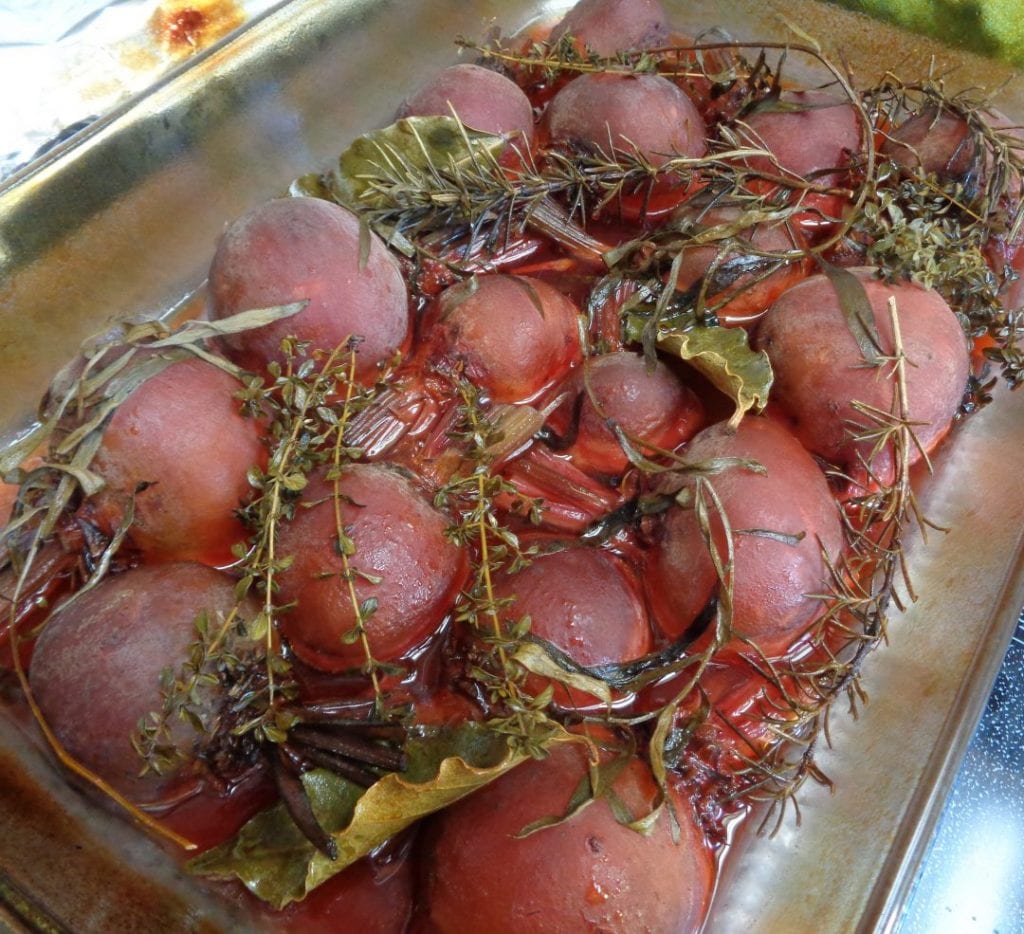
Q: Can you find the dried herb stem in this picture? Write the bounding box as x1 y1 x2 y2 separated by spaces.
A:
328 344 386 706
730 298 925 828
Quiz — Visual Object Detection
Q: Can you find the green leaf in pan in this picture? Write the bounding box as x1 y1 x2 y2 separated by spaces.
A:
188 723 573 909
656 325 774 428
332 116 508 209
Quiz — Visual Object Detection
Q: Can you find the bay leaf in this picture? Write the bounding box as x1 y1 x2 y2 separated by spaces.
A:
189 723 567 909
332 116 506 209
657 326 773 427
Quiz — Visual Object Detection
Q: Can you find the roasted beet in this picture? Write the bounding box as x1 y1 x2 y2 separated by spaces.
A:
552 351 704 475
548 0 671 56
882 104 1024 203
647 416 844 651
755 267 970 479
421 741 713 933
90 356 264 565
426 275 582 404
492 547 651 704
735 91 862 187
278 856 414 934
29 562 258 803
882 106 982 181
275 464 467 672
670 205 811 326
209 198 410 381
397 63 535 146
547 72 706 164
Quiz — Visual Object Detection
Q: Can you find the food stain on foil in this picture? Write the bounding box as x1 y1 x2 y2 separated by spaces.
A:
149 0 245 57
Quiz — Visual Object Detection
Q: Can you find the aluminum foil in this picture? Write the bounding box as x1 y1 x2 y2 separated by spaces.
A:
0 0 280 180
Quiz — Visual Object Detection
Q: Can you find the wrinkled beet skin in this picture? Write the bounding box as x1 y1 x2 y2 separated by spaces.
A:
563 351 704 475
647 417 844 648
29 562 258 802
429 275 582 404
546 72 707 164
755 267 970 476
549 0 671 56
209 198 409 381
275 464 468 671
421 742 713 934
90 356 264 565
396 63 535 145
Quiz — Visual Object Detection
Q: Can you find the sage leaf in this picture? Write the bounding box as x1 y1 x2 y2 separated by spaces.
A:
144 302 308 347
513 639 614 706
819 262 883 365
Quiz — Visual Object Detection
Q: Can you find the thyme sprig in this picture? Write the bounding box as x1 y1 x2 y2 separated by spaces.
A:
859 78 1024 388
136 338 391 777
434 380 554 757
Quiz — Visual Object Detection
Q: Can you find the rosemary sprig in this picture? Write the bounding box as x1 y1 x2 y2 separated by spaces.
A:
457 32 668 82
713 298 929 830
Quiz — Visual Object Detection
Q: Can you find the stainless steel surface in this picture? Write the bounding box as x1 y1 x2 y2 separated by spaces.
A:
897 615 1024 933
0 1 1022 931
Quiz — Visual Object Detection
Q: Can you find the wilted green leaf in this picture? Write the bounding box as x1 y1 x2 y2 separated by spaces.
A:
144 302 308 348
188 722 569 908
657 326 773 427
333 116 506 209
819 262 883 366
513 640 613 706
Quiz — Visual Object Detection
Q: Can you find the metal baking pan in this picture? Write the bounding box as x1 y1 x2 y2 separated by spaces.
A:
2 1 1023 930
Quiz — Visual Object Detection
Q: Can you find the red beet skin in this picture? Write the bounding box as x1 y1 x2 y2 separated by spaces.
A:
275 464 468 671
422 741 714 933
209 197 410 381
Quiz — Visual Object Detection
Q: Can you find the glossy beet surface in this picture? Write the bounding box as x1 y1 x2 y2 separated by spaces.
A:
426 275 582 404
397 63 535 145
554 351 704 476
737 91 861 186
90 356 264 565
275 464 468 671
29 562 258 802
548 0 671 56
421 741 713 934
647 416 844 649
546 72 706 163
755 267 970 479
492 547 652 701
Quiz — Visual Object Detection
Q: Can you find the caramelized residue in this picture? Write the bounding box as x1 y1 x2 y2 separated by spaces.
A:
149 0 245 57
